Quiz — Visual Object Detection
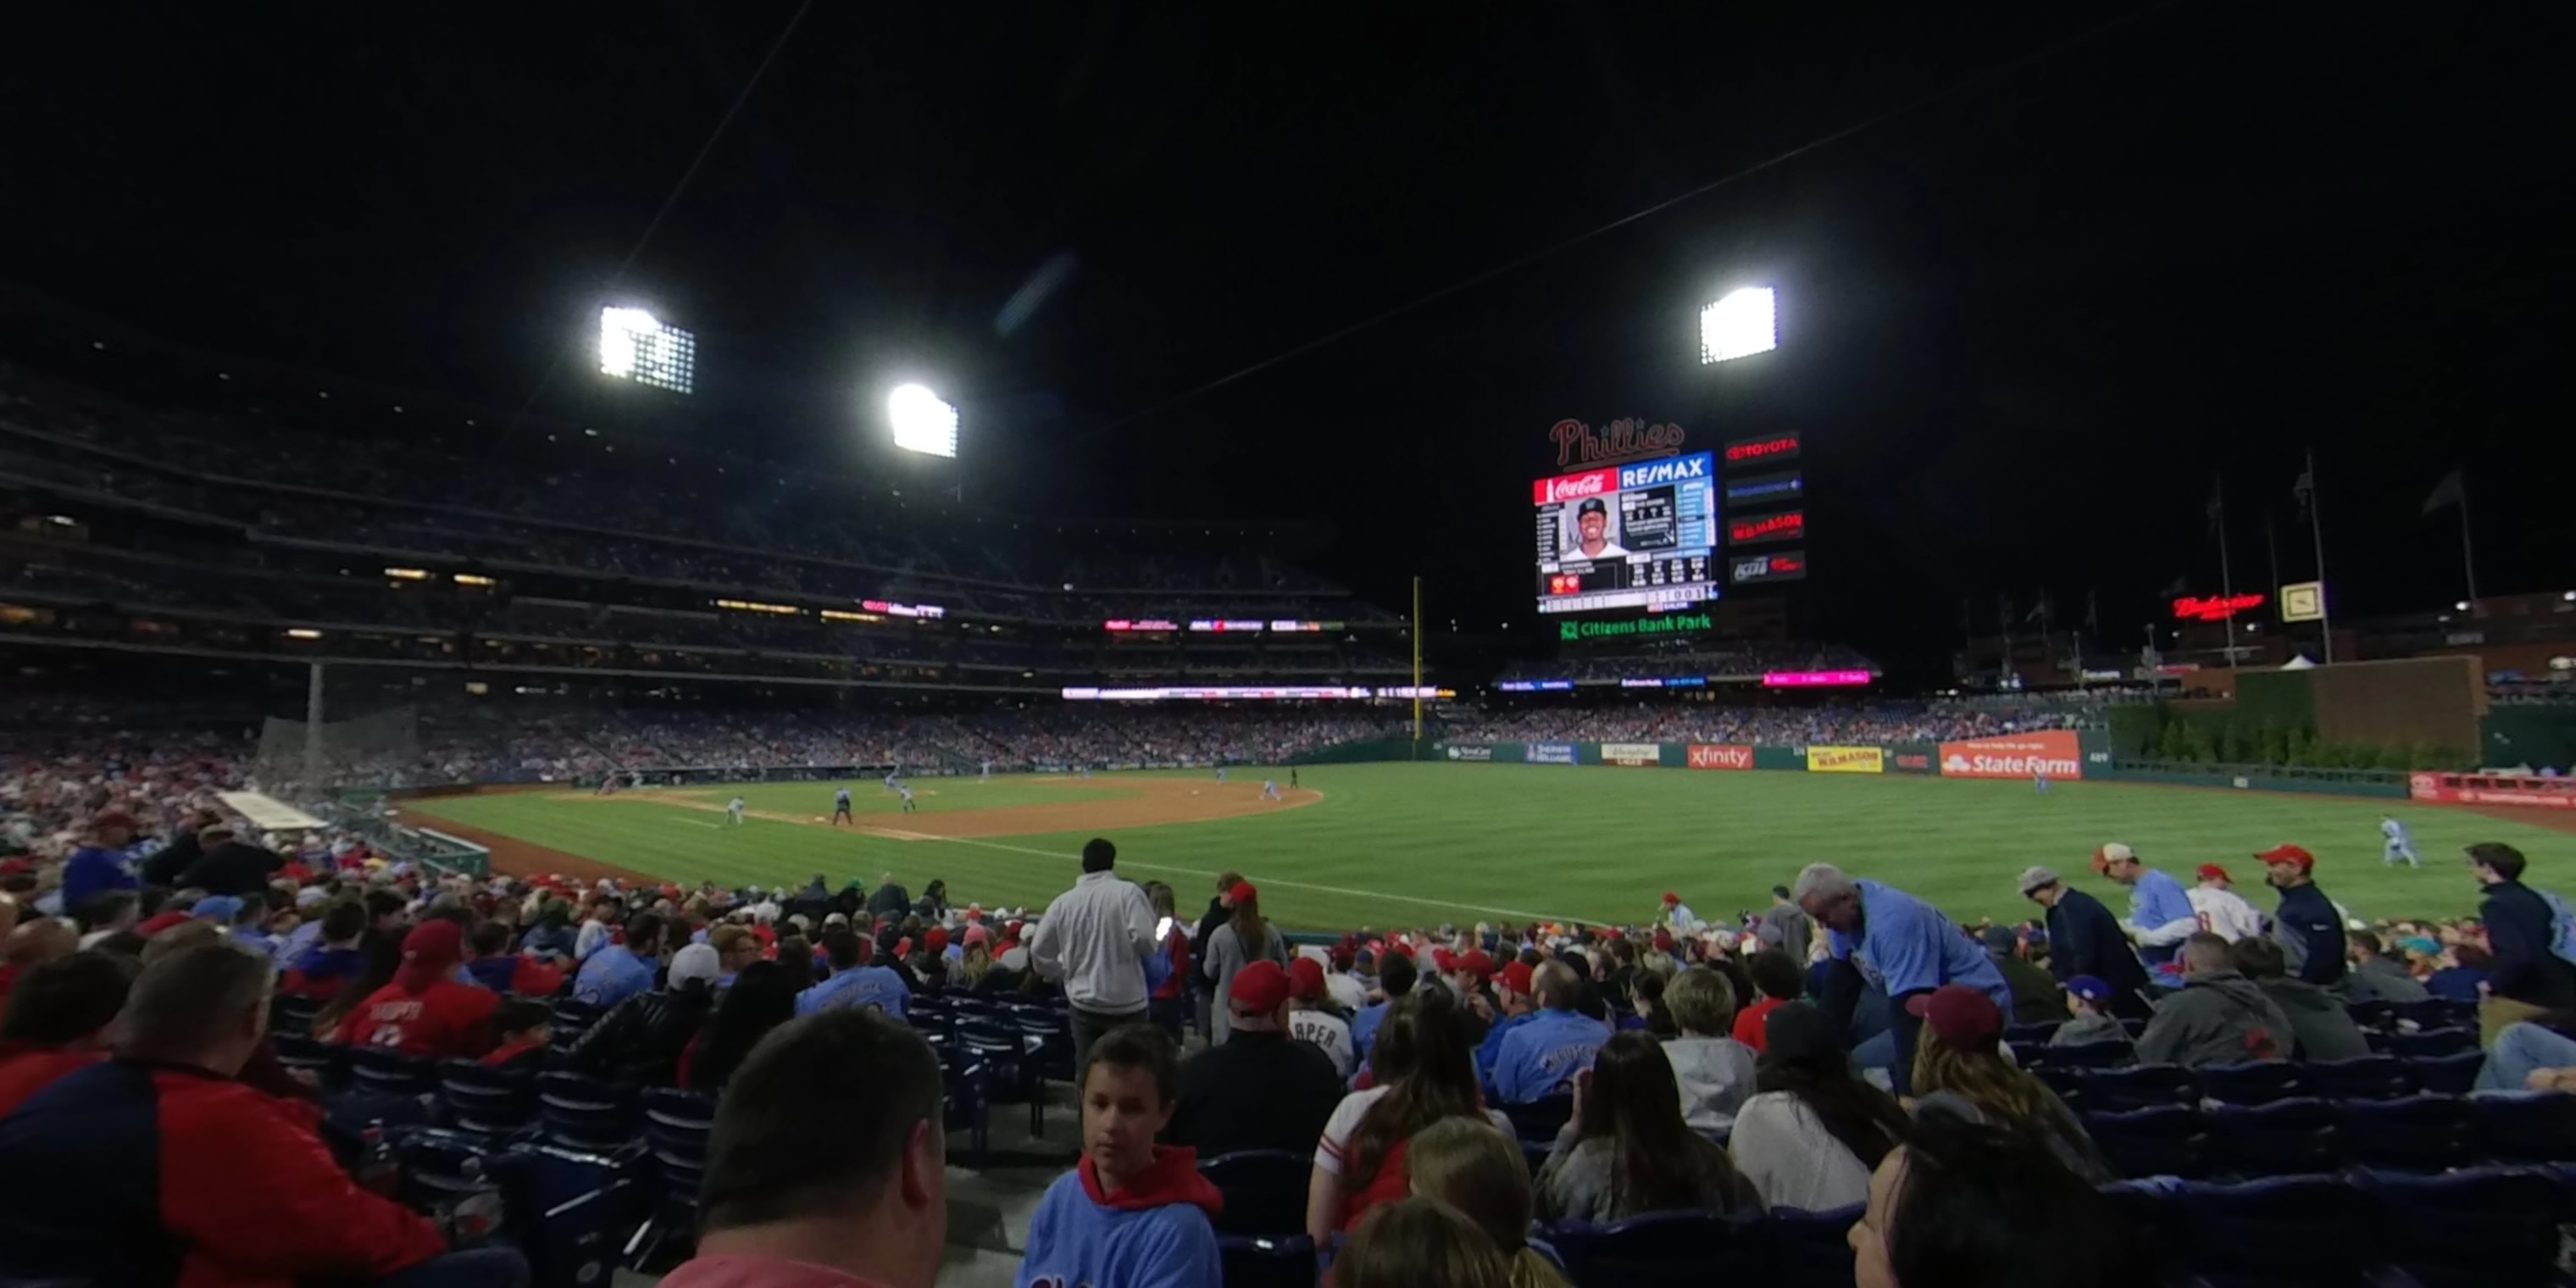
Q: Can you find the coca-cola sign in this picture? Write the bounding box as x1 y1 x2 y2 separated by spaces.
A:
1531 468 1617 506
1552 417 1686 468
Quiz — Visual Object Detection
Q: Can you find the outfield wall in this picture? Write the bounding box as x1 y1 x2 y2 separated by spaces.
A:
1418 730 2470 802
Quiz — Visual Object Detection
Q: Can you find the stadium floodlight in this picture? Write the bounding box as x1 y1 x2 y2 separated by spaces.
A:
1699 286 1777 364
598 307 697 393
887 384 959 458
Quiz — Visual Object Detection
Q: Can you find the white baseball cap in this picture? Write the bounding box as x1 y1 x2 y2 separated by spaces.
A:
668 943 722 990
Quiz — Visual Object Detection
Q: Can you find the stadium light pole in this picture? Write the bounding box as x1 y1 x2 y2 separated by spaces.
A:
1698 286 1777 364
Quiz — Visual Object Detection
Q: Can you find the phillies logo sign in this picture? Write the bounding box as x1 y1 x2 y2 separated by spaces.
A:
1533 468 1616 505
1552 417 1686 468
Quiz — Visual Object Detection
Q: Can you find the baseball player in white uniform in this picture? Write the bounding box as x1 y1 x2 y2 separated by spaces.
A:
726 796 747 826
2380 817 2420 867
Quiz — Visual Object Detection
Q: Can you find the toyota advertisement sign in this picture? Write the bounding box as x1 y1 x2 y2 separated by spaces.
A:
1936 730 2085 780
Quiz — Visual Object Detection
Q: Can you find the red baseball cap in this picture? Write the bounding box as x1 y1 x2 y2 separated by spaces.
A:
1228 881 1258 906
1286 956 1326 1002
924 927 950 955
2195 863 2232 883
1651 928 1675 954
1661 892 1680 906
136 910 193 938
2255 844 2315 873
1498 960 1535 997
1230 959 1291 1013
1454 949 1495 980
1905 984 2003 1049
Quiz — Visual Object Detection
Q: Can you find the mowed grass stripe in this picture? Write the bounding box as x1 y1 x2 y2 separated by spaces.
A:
404 765 2576 930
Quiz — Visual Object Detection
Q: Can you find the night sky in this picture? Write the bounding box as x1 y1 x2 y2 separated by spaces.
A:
5 4 2570 677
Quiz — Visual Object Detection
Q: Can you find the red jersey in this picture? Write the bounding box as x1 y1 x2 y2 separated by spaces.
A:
336 980 499 1060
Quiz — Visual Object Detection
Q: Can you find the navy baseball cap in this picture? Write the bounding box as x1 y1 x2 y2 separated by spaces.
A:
1577 497 1607 517
2067 974 2114 1004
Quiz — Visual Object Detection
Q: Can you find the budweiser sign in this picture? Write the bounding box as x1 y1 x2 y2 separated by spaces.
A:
1532 468 1616 505
1551 417 1686 468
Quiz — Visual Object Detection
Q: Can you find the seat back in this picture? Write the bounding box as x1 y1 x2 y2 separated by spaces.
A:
1766 1204 1861 1288
1200 1151 1312 1237
2383 1026 2476 1058
2340 1093 2477 1171
1215 1235 1316 1288
1501 1093 1573 1143
2196 1060 2304 1107
439 1059 536 1135
2300 1054 2413 1102
2168 1174 2390 1285
2080 1063 2199 1113
2038 1039 2134 1070
348 1046 437 1098
1550 1210 1769 1283
2358 1165 2565 1286
536 1071 636 1152
2469 1091 2576 1164
2082 1106 2215 1180
268 992 323 1036
2208 1098 2344 1179
2403 1050 2484 1096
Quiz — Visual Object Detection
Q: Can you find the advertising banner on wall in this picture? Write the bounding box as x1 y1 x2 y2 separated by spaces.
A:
1806 746 1885 774
1888 745 1936 774
2411 772 2576 808
1936 730 2085 780
1444 745 1496 762
1528 743 1579 765
1687 743 1755 770
1602 742 1660 767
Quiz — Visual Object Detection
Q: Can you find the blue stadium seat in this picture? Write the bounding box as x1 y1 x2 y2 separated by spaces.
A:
2166 1174 2396 1287
2391 997 2475 1031
397 1128 523 1246
2083 1106 2216 1180
2404 1050 2484 1096
2034 1039 2133 1071
2470 1091 2576 1164
2300 1054 2414 1102
1216 1235 1315 1288
269 1032 343 1087
907 994 955 1033
1502 1094 1574 1144
2208 1098 2343 1179
1767 1203 1863 1288
1200 1151 1311 1238
548 1000 602 1052
2357 1166 2568 1288
938 1045 992 1164
269 991 323 1037
438 1059 536 1137
957 1017 1041 1135
535 1071 636 1154
2003 1022 2060 1046
2081 1063 2200 1113
510 1141 639 1288
348 1046 438 1100
2340 1094 2478 1172
629 1088 716 1269
2197 1060 2305 1106
2381 1026 2477 1058
2346 999 2397 1031
1548 1211 1769 1283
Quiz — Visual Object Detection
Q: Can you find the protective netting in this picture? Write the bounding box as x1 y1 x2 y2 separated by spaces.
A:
252 703 421 793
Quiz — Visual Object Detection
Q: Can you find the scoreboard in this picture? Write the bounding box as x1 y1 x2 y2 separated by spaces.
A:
1532 452 1716 614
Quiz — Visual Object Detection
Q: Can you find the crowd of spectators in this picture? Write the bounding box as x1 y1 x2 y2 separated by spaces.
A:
1496 641 1878 682
13 792 2568 1285
1448 695 2108 747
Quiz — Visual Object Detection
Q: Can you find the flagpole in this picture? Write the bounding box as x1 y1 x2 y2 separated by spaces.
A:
2304 448 2334 663
2458 475 2480 605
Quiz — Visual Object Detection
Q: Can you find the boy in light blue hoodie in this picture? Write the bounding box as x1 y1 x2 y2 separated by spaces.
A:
1017 1025 1224 1288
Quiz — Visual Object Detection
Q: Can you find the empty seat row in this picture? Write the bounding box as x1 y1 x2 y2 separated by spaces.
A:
2083 1091 2576 1180
2106 1164 2576 1288
2033 1051 2484 1111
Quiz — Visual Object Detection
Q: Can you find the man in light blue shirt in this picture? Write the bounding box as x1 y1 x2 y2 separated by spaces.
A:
573 913 666 1008
2095 843 2199 969
1796 863 2009 1096
1490 961 1609 1104
797 927 912 1020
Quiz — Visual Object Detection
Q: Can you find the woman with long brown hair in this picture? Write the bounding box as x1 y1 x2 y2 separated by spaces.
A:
1906 985 2109 1183
1537 1031 1762 1224
1202 880 1286 1044
1333 1196 1513 1288
1307 990 1513 1243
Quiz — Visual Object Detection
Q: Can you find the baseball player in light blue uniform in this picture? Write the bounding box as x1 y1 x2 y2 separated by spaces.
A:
2381 816 2420 867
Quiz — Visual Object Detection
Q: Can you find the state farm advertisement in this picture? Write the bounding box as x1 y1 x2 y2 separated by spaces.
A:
1688 743 1753 770
1937 730 2085 780
1602 742 1660 767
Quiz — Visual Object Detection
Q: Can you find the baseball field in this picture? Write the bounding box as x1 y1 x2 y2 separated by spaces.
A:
393 763 2576 931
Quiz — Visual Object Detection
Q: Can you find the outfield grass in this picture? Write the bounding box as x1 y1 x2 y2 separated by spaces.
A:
402 764 2576 932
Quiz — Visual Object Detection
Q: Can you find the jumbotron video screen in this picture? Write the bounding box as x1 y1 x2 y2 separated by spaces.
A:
1532 451 1716 614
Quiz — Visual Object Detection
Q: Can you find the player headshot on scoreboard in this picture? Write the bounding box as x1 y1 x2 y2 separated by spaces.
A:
1570 496 1628 562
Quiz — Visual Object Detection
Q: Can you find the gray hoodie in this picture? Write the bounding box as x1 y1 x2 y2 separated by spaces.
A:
2346 956 2430 1005
2134 970 2292 1069
1661 1035 1758 1135
2253 975 2373 1062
